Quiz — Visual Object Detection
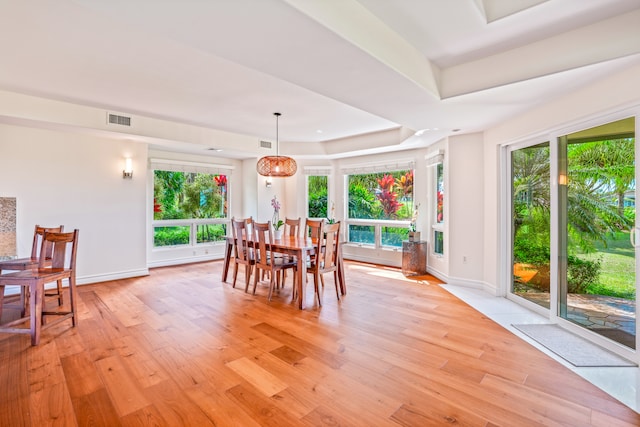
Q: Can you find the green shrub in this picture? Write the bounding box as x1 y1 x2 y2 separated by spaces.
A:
309 192 328 218
154 227 189 246
513 240 550 265
567 255 601 294
624 206 635 224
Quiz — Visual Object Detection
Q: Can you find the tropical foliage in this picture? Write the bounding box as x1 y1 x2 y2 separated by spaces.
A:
308 175 328 218
153 170 228 246
347 171 414 220
512 137 635 297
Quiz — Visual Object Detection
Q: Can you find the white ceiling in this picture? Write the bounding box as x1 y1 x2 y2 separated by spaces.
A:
1 0 639 158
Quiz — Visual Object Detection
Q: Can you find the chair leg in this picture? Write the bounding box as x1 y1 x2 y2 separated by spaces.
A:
56 279 63 305
244 265 252 288
232 263 239 288
69 277 78 327
244 268 258 293
333 271 340 301
267 270 276 301
20 287 28 317
251 267 259 294
0 284 4 322
314 272 322 307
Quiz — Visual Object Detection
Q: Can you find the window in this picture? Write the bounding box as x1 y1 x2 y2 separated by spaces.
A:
307 175 328 218
152 160 231 248
432 158 444 255
346 168 414 248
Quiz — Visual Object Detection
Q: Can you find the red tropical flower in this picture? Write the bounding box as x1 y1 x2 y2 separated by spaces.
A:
376 174 403 218
214 175 227 188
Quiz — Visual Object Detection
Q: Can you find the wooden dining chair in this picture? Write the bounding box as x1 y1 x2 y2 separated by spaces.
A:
230 217 254 289
251 221 297 301
0 229 79 345
304 218 323 239
307 221 341 307
0 224 64 320
279 217 301 286
285 217 301 238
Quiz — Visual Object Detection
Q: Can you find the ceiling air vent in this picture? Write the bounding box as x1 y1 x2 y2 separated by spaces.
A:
107 112 132 127
259 140 272 149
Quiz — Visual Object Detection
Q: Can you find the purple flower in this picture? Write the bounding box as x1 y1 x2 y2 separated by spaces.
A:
271 196 281 212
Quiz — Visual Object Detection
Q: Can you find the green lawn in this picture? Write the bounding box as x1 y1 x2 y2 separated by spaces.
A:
580 232 636 299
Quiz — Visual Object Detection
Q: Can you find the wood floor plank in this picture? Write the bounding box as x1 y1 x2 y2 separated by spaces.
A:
60 351 104 398
95 355 150 417
71 388 122 427
225 383 302 427
0 260 638 426
226 356 289 397
184 383 263 427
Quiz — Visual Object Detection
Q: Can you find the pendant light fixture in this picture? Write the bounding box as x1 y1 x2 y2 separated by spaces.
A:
256 112 297 177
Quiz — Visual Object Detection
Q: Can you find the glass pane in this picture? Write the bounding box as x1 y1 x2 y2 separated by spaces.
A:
349 225 375 245
153 171 228 220
348 170 414 221
560 117 636 349
154 226 190 247
196 224 227 244
308 175 328 218
436 163 444 224
434 230 444 255
511 142 551 309
382 226 408 248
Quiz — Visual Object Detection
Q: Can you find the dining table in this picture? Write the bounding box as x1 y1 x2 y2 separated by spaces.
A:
221 235 345 309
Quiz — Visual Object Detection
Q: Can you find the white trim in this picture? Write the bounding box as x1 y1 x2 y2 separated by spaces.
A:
76 268 150 285
147 254 222 269
149 158 235 175
303 166 332 175
425 149 444 166
340 159 415 175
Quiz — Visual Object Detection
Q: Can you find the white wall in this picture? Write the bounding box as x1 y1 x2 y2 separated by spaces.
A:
0 123 148 283
447 133 485 287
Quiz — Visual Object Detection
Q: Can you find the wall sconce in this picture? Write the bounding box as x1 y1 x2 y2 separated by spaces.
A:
265 176 273 188
123 158 133 179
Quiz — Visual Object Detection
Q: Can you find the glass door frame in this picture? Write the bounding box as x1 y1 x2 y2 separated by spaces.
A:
501 107 640 363
503 138 557 317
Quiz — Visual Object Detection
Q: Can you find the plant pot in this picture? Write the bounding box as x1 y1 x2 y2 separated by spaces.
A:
273 229 283 240
408 231 421 242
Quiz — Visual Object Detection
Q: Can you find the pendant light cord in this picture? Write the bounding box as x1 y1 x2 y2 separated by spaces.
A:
274 112 281 159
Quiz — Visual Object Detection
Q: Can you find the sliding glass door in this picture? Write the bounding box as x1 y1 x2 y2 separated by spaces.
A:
558 118 636 349
509 116 637 350
511 142 551 309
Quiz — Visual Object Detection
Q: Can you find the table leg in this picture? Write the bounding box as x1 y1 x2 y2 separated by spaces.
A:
31 281 43 346
222 240 233 282
296 249 306 309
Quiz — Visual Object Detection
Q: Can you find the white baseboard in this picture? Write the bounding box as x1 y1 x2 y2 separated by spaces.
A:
147 254 222 269
77 268 150 285
2 268 151 295
444 275 497 295
343 254 401 268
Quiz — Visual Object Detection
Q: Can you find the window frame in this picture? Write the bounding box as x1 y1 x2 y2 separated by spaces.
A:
342 162 415 250
151 159 233 250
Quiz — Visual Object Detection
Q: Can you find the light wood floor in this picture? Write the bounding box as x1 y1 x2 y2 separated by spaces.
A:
1 260 639 426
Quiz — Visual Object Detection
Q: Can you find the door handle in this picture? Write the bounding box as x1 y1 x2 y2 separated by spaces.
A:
630 227 640 248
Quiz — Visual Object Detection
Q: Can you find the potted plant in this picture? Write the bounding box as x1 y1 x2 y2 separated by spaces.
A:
408 203 420 242
271 196 284 239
